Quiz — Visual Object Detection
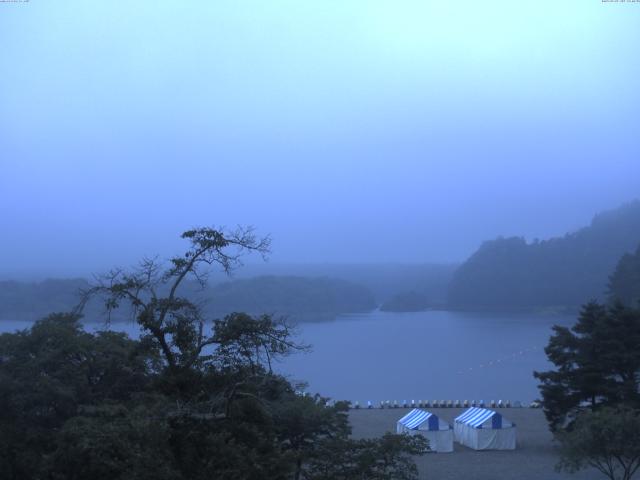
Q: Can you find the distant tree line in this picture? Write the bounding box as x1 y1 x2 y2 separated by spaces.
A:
199 275 376 320
379 291 431 312
0 276 376 324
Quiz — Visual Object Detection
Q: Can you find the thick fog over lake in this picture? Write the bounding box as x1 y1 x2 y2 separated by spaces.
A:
3 5 640 479
2 1 640 279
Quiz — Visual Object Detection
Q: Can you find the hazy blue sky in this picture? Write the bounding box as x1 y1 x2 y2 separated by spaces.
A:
1 1 639 277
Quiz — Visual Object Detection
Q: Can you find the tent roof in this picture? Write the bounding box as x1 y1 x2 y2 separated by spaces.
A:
397 409 437 429
455 407 506 428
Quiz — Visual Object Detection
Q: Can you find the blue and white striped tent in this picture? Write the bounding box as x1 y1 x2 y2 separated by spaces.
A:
396 409 453 452
454 408 516 450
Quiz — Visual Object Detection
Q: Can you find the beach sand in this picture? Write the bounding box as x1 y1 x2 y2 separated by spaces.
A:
349 408 603 480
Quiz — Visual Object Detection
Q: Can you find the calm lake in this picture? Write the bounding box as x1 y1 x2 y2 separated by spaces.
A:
0 310 574 404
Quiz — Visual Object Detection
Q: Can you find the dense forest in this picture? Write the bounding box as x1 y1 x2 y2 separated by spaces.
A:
0 228 426 479
448 201 640 310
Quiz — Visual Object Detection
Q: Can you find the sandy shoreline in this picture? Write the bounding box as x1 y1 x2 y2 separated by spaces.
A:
348 408 602 480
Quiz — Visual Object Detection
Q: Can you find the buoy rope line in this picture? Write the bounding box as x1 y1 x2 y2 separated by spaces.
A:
455 345 540 375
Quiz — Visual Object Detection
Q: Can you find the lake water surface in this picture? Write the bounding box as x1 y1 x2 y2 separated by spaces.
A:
0 310 574 404
277 310 574 404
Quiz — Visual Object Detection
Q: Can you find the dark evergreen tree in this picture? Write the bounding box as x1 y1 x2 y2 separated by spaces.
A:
534 302 640 432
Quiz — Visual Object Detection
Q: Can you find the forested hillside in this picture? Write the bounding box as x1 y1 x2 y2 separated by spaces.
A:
202 263 456 305
192 275 376 321
0 275 376 323
0 278 90 321
448 201 640 310
379 291 431 312
608 243 640 307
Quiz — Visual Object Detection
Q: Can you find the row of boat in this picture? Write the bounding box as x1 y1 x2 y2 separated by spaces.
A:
352 399 541 409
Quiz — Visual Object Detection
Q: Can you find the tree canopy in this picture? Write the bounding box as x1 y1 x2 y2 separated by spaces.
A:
534 302 640 432
0 227 426 480
556 406 640 480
